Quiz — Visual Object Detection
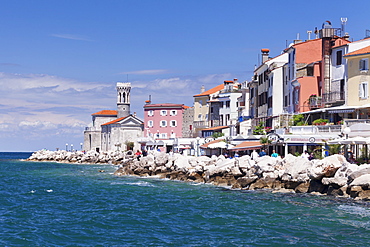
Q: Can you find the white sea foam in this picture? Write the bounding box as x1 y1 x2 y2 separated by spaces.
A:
110 181 155 187
338 205 370 217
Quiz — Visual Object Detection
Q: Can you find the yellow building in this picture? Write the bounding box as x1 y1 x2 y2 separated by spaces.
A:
344 46 370 106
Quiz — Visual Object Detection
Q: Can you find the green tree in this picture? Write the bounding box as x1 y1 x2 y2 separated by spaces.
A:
292 114 305 126
253 121 265 135
212 132 224 139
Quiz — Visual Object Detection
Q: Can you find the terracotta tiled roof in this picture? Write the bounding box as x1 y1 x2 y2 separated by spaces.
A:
193 84 224 97
344 46 370 57
229 141 262 150
92 110 117 116
144 103 184 108
101 116 127 126
201 126 229 131
200 139 223 148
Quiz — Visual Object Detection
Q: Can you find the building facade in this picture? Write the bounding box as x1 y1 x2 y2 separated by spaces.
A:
143 103 187 139
83 82 143 152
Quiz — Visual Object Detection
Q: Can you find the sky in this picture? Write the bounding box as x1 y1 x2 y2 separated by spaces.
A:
1 0 370 152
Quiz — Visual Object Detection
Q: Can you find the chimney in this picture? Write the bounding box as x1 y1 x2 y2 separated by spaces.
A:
261 49 270 63
294 33 302 44
145 95 151 104
200 85 205 93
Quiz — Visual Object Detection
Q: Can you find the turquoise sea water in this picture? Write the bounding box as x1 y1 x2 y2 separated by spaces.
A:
1 152 370 246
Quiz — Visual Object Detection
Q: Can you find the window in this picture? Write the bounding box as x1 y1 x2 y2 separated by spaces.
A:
170 110 177 116
205 114 208 121
161 133 167 138
198 114 202 120
336 50 343 65
148 110 154 116
360 59 369 71
170 120 177 127
199 100 202 107
147 120 153 127
160 110 167 116
359 82 368 99
307 66 314 76
226 101 230 108
160 120 167 127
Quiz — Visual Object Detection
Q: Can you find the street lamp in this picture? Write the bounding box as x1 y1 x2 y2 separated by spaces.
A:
80 143 83 151
66 143 68 151
71 144 74 152
343 127 351 161
196 137 200 157
343 127 351 139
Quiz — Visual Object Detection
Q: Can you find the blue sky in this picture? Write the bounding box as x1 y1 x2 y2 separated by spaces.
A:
1 0 370 151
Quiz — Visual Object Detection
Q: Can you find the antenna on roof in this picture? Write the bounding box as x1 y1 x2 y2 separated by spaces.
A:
341 17 348 35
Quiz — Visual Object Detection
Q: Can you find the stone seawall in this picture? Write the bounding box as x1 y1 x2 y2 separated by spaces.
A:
27 150 370 201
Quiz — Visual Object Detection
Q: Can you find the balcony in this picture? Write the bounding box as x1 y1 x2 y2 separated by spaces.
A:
309 96 322 109
288 125 342 134
322 91 345 105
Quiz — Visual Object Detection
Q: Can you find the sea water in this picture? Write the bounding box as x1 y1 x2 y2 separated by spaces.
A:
1 152 370 246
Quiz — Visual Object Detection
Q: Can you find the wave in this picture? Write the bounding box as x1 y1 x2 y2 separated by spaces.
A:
338 205 370 217
110 181 155 187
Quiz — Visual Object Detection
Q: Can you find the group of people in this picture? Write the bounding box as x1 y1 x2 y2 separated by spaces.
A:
250 149 315 160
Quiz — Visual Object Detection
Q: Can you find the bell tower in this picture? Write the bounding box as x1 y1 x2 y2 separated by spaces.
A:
116 82 131 118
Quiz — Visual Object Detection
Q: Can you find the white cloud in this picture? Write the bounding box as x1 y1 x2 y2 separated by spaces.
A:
0 71 241 151
120 69 171 75
50 33 92 41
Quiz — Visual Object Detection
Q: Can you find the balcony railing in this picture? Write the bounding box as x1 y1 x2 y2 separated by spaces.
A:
309 96 322 109
344 119 370 126
289 125 342 134
322 91 345 104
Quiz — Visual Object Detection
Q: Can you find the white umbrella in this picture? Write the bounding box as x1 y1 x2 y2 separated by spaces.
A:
342 136 368 144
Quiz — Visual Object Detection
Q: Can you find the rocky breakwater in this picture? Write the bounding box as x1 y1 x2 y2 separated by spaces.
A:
114 152 370 201
27 150 370 200
27 149 134 164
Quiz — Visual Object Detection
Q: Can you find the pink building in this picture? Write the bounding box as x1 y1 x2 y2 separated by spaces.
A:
143 103 187 139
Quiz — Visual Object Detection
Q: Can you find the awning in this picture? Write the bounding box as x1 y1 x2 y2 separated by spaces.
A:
328 109 355 114
229 141 262 151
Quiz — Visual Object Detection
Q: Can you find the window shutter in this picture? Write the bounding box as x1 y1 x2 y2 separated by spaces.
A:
359 83 363 98
365 82 369 99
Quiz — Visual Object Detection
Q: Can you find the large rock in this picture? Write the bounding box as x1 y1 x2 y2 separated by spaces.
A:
349 174 370 189
348 164 370 183
307 155 347 180
281 155 312 183
205 158 236 177
173 155 192 172
154 152 169 166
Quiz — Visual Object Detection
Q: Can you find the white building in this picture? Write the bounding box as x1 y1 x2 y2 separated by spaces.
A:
83 82 144 152
249 49 288 128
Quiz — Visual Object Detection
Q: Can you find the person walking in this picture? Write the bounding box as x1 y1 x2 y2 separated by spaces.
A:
301 150 310 159
271 150 279 158
251 150 259 160
259 149 267 157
